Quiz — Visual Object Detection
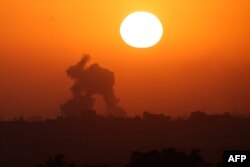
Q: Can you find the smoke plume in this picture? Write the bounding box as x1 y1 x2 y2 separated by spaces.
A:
61 55 126 117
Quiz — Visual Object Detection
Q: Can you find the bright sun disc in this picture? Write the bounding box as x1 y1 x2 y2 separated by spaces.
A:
120 11 163 48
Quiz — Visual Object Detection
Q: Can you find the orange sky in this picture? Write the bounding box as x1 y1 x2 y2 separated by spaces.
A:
0 0 250 118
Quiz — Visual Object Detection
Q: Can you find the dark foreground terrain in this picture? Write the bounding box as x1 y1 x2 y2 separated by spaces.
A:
0 111 250 167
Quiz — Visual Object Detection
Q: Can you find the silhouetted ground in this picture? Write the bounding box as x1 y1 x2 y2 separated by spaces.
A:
36 148 213 167
0 111 250 167
127 148 212 167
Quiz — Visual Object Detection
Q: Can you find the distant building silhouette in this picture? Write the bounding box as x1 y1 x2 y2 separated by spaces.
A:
143 111 170 122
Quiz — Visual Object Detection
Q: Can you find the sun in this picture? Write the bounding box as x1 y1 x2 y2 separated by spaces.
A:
120 11 163 48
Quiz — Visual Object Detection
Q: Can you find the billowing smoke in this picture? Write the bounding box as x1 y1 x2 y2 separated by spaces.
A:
61 55 126 117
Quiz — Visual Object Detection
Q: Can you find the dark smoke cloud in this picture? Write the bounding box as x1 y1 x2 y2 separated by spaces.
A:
61 55 126 117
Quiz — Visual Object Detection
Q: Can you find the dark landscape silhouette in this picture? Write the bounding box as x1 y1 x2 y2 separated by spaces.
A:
1 111 250 167
0 57 249 167
36 148 214 167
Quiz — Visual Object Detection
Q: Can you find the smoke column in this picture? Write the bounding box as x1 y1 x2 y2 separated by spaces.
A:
61 55 126 117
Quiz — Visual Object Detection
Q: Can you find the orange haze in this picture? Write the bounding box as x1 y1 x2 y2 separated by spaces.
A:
0 0 250 118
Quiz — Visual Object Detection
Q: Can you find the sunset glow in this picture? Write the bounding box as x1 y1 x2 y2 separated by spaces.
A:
1 1 250 166
0 0 249 118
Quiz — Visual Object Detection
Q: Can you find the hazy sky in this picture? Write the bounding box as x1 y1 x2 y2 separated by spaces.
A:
0 0 250 118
